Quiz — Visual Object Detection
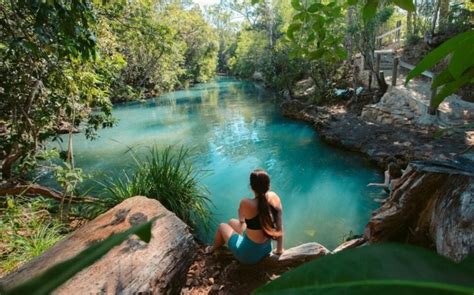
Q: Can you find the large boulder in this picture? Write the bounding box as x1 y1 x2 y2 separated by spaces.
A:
364 155 474 261
0 196 196 294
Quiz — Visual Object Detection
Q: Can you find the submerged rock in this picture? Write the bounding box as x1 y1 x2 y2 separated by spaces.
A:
364 155 474 261
0 196 196 294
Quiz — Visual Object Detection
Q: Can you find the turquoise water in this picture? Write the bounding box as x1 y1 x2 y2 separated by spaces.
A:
57 77 382 250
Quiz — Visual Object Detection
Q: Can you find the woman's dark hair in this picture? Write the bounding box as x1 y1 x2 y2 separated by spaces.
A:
250 169 282 238
388 162 403 179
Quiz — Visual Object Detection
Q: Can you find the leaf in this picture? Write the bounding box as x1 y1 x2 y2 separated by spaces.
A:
255 243 474 294
4 216 161 295
460 255 474 273
291 0 304 11
309 49 326 60
405 30 474 84
293 12 308 21
363 0 379 23
393 0 415 11
289 49 300 59
287 23 302 40
448 39 474 79
347 0 358 5
432 68 474 108
335 47 348 60
308 3 324 13
431 68 455 89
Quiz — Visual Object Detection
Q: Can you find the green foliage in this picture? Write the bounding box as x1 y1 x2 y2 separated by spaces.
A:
84 146 212 231
0 0 123 180
53 162 88 218
405 33 422 46
255 243 474 294
405 30 474 109
0 197 64 274
229 30 269 77
1 216 159 295
287 0 346 63
0 0 220 181
352 0 414 23
101 1 218 101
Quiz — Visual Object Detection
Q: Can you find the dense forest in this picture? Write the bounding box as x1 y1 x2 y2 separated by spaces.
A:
0 0 473 293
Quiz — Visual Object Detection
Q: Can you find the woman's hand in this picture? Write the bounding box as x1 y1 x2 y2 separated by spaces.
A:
273 248 284 255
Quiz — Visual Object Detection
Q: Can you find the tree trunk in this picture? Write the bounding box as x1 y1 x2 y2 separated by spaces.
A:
346 6 354 62
438 0 450 32
413 0 418 34
0 196 197 294
407 12 413 36
431 0 441 35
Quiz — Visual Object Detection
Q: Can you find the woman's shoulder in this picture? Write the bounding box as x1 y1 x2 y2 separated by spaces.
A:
240 197 255 207
267 191 282 208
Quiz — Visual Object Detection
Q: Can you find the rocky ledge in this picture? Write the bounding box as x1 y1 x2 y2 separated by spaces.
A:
364 155 474 262
182 242 335 295
280 99 472 168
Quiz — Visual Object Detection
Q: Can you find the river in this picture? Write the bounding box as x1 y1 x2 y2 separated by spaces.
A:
56 77 382 250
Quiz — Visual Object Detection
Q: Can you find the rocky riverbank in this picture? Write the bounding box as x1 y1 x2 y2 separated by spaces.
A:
280 98 472 169
279 88 473 263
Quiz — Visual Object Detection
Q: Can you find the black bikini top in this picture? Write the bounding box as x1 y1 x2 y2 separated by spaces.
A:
245 206 279 230
245 215 262 230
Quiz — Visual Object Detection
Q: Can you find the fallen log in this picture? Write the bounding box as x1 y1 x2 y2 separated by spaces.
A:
0 183 98 203
0 196 197 294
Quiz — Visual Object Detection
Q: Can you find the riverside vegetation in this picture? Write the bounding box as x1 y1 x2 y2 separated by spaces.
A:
0 0 473 293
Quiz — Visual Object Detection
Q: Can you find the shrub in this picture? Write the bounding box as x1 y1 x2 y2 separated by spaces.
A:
84 146 213 232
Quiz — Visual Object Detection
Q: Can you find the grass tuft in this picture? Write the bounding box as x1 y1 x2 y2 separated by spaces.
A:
82 146 213 232
0 196 64 275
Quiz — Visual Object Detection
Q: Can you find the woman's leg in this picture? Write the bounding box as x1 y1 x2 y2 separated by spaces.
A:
228 218 244 235
211 223 236 251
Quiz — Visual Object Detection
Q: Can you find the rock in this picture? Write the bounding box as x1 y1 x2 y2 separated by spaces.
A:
332 238 366 253
263 242 330 267
364 155 474 261
252 71 263 81
0 196 196 294
280 99 308 118
292 78 315 99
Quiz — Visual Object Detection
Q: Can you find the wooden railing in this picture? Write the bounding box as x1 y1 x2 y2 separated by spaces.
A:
360 48 438 114
376 20 403 48
369 22 440 114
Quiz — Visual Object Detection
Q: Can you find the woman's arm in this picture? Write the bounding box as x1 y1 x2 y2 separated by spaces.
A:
270 194 284 254
275 207 284 254
367 170 390 188
238 200 245 223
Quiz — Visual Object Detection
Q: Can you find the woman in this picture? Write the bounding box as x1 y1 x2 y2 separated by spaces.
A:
207 169 284 264
367 162 403 193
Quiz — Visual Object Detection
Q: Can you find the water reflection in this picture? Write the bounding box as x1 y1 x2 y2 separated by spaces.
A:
56 77 381 250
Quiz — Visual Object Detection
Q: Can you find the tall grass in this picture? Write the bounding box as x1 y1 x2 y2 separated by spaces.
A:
85 146 213 231
0 196 64 275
